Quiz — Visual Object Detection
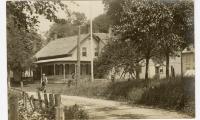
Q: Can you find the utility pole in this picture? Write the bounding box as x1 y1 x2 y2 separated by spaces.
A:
90 3 94 82
76 26 81 85
181 51 183 79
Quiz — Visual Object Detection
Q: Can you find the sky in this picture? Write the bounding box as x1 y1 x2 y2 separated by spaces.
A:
37 0 105 36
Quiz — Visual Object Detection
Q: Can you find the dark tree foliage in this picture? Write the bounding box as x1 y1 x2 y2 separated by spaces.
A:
103 0 194 82
46 13 112 43
170 0 194 46
94 37 143 79
7 0 68 32
154 0 194 79
7 1 69 81
93 14 112 33
71 12 87 26
45 12 88 42
104 0 164 82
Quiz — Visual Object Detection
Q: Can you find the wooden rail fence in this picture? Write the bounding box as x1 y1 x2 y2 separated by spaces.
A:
9 89 65 120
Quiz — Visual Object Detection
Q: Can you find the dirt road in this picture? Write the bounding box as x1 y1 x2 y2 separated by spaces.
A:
27 92 191 119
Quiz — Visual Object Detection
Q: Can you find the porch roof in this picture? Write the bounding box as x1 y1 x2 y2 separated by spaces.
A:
34 57 91 64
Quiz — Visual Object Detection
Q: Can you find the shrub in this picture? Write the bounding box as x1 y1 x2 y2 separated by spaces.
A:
57 81 109 99
104 80 146 101
137 77 195 116
64 104 89 120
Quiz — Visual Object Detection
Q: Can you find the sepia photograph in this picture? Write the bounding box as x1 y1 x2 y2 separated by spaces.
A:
4 0 196 119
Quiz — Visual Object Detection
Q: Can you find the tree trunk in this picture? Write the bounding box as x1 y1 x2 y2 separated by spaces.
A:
166 53 170 80
8 70 11 88
13 69 22 82
136 71 140 80
136 63 140 80
145 58 149 86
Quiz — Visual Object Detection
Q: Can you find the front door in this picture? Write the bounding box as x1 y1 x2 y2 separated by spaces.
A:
155 66 160 79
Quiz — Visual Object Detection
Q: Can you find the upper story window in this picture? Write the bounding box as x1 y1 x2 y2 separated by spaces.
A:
95 48 98 56
82 47 87 57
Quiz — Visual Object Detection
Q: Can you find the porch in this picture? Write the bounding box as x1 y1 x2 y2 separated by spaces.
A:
35 61 91 83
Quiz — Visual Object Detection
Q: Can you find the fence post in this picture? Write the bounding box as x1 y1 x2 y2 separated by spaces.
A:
37 91 42 109
24 93 27 109
49 93 55 108
55 94 61 106
31 95 37 110
55 105 64 120
55 94 64 120
9 95 18 120
22 91 25 106
20 81 23 90
28 95 34 110
44 93 49 109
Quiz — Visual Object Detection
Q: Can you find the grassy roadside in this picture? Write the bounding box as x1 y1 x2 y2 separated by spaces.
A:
17 77 195 117
137 77 195 117
63 77 195 117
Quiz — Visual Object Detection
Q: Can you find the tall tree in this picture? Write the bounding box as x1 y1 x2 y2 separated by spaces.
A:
156 0 194 79
104 0 163 84
46 12 112 43
93 14 112 33
95 37 143 79
7 1 68 32
7 0 69 81
45 12 88 42
104 0 193 83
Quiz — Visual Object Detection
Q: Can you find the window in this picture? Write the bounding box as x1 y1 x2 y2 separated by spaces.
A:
95 48 98 56
65 64 69 75
160 68 163 73
82 47 87 56
86 64 89 75
155 66 159 74
81 64 83 75
55 64 59 75
86 64 91 75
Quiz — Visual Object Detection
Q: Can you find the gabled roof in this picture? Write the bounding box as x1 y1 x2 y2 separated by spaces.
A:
35 33 109 59
93 33 110 44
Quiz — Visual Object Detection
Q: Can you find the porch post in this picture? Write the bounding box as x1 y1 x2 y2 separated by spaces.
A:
54 64 56 76
74 64 76 80
63 64 65 82
41 65 43 77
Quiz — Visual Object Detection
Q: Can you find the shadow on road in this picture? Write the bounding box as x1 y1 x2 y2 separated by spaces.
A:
109 113 147 119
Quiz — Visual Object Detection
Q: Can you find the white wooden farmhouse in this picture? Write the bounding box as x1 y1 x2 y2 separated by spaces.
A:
34 33 109 83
